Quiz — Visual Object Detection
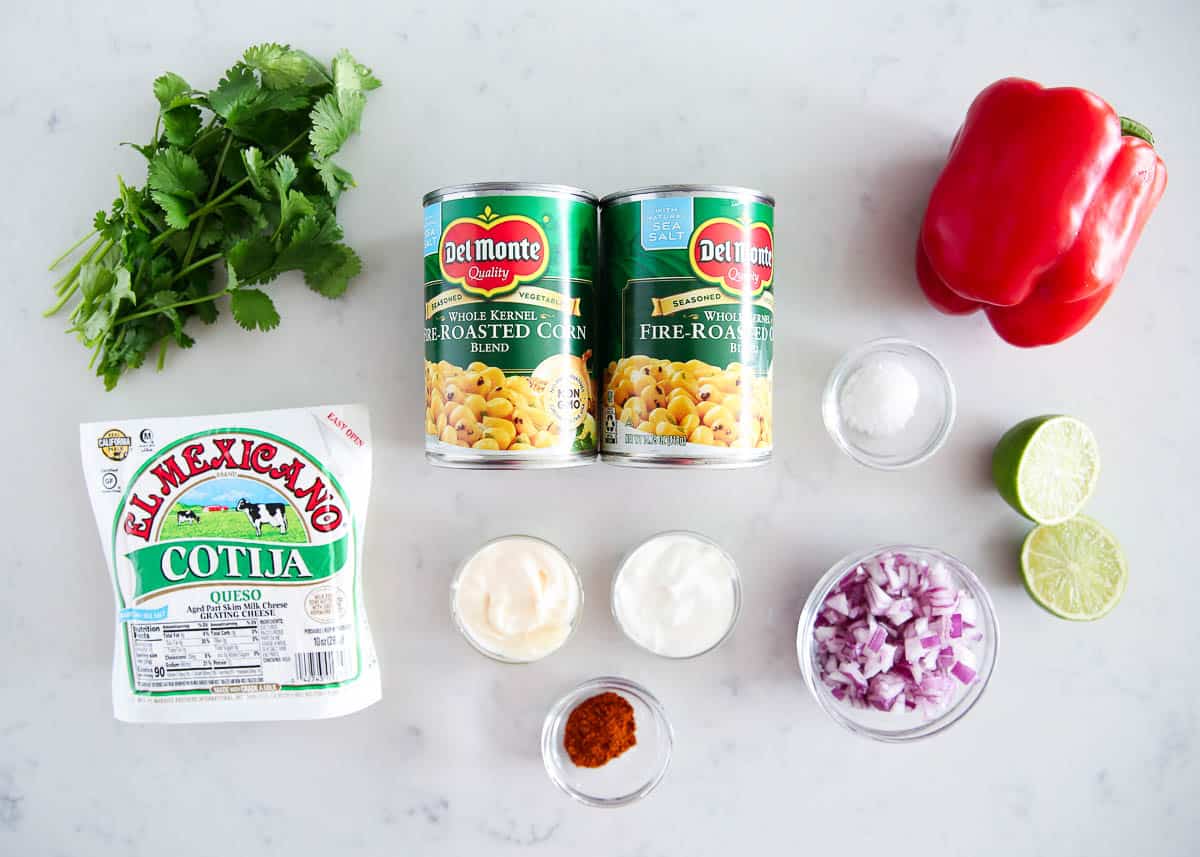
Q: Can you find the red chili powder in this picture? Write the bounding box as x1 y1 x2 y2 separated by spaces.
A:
563 691 637 768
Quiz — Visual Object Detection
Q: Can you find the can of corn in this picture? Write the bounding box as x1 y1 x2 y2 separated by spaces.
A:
423 183 599 468
598 185 775 467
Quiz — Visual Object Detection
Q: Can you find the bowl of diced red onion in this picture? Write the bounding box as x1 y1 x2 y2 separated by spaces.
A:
797 546 998 742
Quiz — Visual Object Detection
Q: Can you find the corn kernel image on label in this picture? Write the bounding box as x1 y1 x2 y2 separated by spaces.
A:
423 184 599 468
599 186 775 467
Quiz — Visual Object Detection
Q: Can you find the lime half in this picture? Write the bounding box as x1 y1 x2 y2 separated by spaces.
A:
993 415 1099 524
1021 517 1127 621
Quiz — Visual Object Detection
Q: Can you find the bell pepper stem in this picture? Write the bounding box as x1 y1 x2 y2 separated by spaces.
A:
1120 116 1155 146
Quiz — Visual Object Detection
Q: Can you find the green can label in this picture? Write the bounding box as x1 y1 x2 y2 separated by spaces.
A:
424 192 598 461
600 193 774 461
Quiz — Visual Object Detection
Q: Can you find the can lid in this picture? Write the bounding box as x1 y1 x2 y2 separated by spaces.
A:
423 182 598 206
599 185 775 207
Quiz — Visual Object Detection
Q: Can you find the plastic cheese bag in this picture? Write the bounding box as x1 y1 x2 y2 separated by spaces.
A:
80 404 381 723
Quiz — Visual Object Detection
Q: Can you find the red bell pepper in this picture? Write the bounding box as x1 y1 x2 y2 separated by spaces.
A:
916 78 1167 346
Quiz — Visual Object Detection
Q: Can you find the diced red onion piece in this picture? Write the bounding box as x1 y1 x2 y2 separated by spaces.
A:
936 646 956 670
867 627 886 652
866 580 894 614
866 559 889 588
813 550 985 720
950 661 977 684
825 592 850 615
904 636 923 664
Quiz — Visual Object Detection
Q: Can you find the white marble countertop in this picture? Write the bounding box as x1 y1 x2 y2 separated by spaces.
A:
2 1 1197 854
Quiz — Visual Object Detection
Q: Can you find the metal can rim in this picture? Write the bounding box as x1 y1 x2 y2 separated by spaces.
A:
423 182 598 206
599 185 775 208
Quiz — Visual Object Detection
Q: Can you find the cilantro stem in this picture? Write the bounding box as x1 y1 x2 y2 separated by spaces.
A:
45 286 81 318
196 131 308 218
45 290 77 318
52 235 108 294
156 338 169 371
49 229 99 271
114 287 232 324
45 237 114 317
169 252 223 284
186 123 221 153
148 130 308 251
181 135 234 270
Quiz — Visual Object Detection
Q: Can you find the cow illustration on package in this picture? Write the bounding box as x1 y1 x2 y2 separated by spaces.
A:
236 498 288 537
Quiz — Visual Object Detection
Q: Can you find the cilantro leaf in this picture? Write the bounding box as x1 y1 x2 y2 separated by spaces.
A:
271 154 298 197
183 276 220 324
305 53 378 159
279 190 315 234
274 214 339 270
110 268 135 305
210 61 310 133
247 87 311 114
243 43 319 89
150 191 192 230
194 216 225 249
220 194 268 239
148 148 207 200
227 237 277 282
233 194 266 221
331 50 382 96
308 92 364 158
79 262 116 303
117 176 152 232
153 72 192 109
79 268 135 341
162 105 202 146
304 244 361 298
315 157 356 201
240 147 271 198
230 288 280 331
207 65 259 120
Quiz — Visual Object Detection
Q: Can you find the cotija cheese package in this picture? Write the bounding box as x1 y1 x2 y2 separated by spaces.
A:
80 404 380 723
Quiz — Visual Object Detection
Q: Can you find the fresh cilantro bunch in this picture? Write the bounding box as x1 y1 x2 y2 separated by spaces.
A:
46 44 381 389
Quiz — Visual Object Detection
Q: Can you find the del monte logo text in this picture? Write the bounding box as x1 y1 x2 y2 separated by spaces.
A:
688 217 774 297
439 205 550 298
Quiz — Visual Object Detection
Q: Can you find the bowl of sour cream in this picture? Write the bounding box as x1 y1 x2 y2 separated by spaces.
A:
611 531 742 659
451 535 583 663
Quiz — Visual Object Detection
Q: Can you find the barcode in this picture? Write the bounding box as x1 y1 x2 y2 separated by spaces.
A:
293 650 347 682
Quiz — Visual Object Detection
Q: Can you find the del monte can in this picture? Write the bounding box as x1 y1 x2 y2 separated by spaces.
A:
423 183 599 468
599 185 775 467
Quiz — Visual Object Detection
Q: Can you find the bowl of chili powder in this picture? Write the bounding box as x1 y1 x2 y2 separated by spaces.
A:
540 676 673 807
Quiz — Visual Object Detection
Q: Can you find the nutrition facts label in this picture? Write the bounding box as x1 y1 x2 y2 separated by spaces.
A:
127 618 288 692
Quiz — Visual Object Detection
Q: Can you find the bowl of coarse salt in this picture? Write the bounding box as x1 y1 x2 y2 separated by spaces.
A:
822 337 956 470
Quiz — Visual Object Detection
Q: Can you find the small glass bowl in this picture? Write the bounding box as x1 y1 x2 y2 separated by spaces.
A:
541 676 673 807
796 545 999 742
611 531 742 659
822 337 956 470
450 535 583 664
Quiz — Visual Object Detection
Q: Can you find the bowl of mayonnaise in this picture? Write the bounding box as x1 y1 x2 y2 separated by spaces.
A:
451 535 584 663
